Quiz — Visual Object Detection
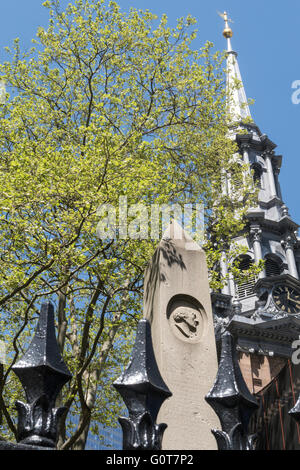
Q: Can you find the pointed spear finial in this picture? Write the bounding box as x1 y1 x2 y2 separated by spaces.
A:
218 11 252 121
12 302 72 448
205 331 258 450
218 11 234 53
113 319 172 450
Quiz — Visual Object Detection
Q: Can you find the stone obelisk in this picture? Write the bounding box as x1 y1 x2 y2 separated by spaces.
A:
143 221 220 450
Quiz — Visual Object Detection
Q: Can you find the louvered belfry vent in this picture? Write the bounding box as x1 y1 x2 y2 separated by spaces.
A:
266 258 281 277
235 257 256 300
236 277 256 299
231 170 243 192
252 164 262 189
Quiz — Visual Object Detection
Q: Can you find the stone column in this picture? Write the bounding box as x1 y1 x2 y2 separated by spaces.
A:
143 221 220 450
241 143 250 166
228 272 236 298
282 235 299 279
250 225 265 278
274 167 282 200
220 243 230 295
240 144 251 190
265 152 277 198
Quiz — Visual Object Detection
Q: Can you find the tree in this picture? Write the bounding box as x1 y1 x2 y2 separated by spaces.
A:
0 0 258 449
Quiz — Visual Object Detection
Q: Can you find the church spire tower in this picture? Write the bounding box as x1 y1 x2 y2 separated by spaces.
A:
212 12 300 396
219 11 252 121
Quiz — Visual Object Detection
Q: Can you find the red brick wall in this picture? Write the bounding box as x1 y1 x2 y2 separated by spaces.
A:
238 352 286 393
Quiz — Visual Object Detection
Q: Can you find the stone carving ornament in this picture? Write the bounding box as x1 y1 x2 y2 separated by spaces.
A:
167 295 207 344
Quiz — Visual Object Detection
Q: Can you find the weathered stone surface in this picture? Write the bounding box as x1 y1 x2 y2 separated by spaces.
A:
143 221 220 450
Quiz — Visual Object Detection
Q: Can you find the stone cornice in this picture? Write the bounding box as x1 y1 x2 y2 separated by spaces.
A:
260 134 277 152
235 132 278 153
255 273 300 292
246 210 265 221
245 212 299 236
257 196 283 210
279 216 299 232
228 314 300 352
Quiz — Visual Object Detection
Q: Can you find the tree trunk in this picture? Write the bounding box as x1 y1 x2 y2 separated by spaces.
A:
72 320 123 449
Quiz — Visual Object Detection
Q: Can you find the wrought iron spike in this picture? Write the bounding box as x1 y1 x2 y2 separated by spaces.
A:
205 330 258 450
12 302 72 448
113 318 172 450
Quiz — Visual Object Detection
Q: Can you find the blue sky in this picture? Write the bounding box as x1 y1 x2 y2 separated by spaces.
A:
1 0 300 224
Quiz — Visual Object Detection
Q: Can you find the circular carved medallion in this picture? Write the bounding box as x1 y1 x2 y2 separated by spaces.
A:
167 296 207 344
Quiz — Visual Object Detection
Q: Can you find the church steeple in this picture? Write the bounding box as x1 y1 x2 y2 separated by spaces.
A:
219 11 252 122
212 12 300 397
216 12 300 298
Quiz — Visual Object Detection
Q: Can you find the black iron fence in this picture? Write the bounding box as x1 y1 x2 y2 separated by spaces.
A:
1 300 298 451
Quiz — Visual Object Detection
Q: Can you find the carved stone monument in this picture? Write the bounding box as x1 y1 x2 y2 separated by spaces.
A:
143 221 220 449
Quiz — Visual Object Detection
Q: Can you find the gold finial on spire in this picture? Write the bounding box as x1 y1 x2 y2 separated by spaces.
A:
217 11 233 39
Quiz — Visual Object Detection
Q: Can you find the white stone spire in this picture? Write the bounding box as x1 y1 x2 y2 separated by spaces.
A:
219 12 252 122
226 48 252 121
